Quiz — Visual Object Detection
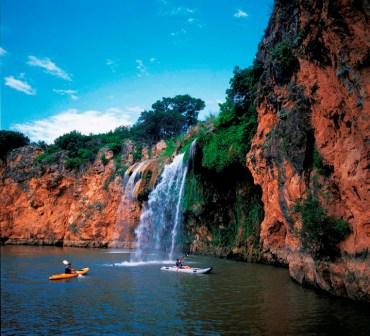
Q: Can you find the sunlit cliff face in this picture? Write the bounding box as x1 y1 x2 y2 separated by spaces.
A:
246 0 369 300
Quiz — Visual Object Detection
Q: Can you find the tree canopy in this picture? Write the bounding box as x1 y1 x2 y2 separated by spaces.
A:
132 94 205 144
7 95 205 170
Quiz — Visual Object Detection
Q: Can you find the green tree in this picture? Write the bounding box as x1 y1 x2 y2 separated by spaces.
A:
0 130 30 159
132 95 205 144
152 94 205 131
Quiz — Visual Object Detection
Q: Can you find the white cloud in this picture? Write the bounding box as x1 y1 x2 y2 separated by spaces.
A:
27 55 72 80
0 47 7 57
4 76 36 95
53 89 79 100
149 57 157 63
234 9 248 18
136 59 148 77
106 58 119 73
12 108 134 143
126 106 143 113
187 17 195 23
170 6 194 15
158 2 195 16
170 28 187 37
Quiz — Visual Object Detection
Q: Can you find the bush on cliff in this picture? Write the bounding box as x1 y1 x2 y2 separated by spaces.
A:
53 131 100 170
271 41 299 84
200 115 256 172
54 131 88 154
313 145 333 176
159 139 176 159
36 127 131 171
200 65 260 172
0 130 30 160
100 126 130 156
35 145 62 164
293 193 350 259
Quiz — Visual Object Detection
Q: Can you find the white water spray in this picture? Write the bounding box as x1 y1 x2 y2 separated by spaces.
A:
114 162 146 245
132 141 195 261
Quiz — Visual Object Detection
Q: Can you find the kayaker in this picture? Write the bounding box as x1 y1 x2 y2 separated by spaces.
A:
176 258 183 268
63 260 75 274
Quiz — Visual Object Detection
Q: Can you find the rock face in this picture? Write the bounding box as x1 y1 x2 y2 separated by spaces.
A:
246 0 370 301
182 0 369 302
0 145 164 248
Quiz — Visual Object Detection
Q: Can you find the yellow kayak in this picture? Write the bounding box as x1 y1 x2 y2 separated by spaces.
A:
49 267 89 280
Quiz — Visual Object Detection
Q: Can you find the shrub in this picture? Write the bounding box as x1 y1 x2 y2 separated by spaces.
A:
199 64 260 172
101 155 108 166
113 152 126 177
271 41 299 84
65 157 85 170
0 130 30 159
201 119 256 172
105 142 121 155
313 145 332 176
293 193 350 259
35 145 61 164
54 131 88 154
69 223 79 234
242 202 264 240
211 225 238 248
103 174 115 191
133 143 143 162
78 148 94 160
35 140 48 149
159 139 176 159
278 108 288 120
183 173 205 213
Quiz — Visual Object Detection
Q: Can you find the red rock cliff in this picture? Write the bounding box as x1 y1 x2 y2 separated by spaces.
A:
0 144 165 248
247 0 369 301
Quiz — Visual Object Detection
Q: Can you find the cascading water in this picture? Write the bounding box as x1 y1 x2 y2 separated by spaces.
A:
114 162 145 245
132 141 195 262
123 161 146 199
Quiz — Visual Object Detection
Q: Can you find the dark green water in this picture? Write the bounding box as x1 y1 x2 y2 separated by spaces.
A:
1 246 369 335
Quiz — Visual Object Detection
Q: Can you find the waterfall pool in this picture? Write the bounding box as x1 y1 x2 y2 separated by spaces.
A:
1 245 369 335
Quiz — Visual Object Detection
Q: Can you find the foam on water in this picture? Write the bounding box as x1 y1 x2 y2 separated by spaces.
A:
111 260 175 267
104 249 134 254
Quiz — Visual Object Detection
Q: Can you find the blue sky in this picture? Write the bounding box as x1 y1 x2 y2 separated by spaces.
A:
1 0 273 143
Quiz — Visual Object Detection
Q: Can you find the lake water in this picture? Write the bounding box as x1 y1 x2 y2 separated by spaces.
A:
1 245 369 335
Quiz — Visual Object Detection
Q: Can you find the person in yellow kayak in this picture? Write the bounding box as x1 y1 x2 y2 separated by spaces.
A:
63 260 76 274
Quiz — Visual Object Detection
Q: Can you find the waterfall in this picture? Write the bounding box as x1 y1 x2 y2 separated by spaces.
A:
114 162 145 245
123 161 146 199
133 141 195 261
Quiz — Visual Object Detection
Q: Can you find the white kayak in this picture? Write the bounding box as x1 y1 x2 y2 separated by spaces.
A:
160 266 212 274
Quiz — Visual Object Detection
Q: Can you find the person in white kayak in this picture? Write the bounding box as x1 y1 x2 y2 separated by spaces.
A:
175 258 184 268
